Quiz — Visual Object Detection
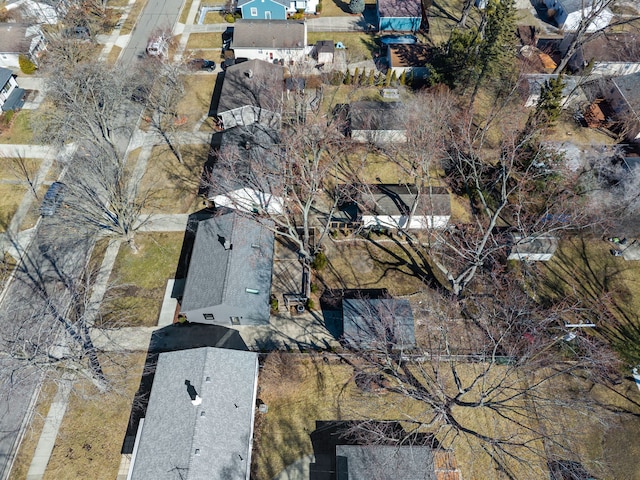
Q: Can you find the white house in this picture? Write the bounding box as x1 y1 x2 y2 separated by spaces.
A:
508 235 558 261
215 59 284 129
358 184 451 230
207 124 285 214
542 0 613 32
5 0 66 24
0 68 25 113
231 20 307 64
0 24 46 69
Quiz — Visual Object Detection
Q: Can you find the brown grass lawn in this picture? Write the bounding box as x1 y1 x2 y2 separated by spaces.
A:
18 184 47 231
0 184 26 232
186 32 223 50
43 353 147 480
103 232 184 327
317 237 431 295
105 45 122 64
177 74 217 129
308 32 376 62
178 0 194 23
119 0 148 34
0 111 34 144
203 10 225 24
10 382 58 480
426 0 481 45
140 144 208 214
254 354 640 480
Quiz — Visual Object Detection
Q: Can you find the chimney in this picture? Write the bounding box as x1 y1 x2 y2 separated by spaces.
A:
247 69 253 78
192 395 202 406
224 239 232 250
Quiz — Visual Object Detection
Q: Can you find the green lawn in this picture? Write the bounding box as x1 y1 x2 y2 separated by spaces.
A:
103 232 185 327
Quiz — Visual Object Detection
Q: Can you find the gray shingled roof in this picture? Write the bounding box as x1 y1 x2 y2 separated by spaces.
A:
365 184 451 217
0 68 12 88
510 235 558 256
377 0 422 18
232 20 306 49
560 0 588 14
342 298 416 349
180 211 274 321
217 59 284 115
350 101 406 132
336 445 436 480
130 347 259 480
0 24 36 54
209 124 281 195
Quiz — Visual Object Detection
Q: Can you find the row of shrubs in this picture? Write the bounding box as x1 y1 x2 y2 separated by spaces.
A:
328 68 413 87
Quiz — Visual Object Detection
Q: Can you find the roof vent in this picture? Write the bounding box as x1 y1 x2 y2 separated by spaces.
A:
247 69 253 78
205 376 211 383
224 240 232 250
192 395 202 406
246 288 259 294
200 411 206 417
195 449 201 455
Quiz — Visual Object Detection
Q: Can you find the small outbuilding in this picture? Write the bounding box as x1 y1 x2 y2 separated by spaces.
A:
349 101 407 143
342 297 416 350
507 235 558 262
314 40 334 64
0 67 26 113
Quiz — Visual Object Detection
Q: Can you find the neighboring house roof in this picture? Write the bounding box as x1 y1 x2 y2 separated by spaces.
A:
180 211 274 322
611 72 640 120
0 68 12 87
0 23 42 54
232 20 306 49
237 0 288 6
388 44 431 68
558 0 588 14
130 347 258 480
342 298 416 349
360 184 451 218
209 124 281 196
377 0 422 18
350 101 406 132
336 445 435 479
578 33 640 64
217 59 284 116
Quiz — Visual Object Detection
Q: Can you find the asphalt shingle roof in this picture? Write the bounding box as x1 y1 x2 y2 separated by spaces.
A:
180 211 274 322
232 20 306 49
342 298 416 349
217 59 284 115
377 0 422 18
349 101 406 132
336 445 436 479
130 347 259 480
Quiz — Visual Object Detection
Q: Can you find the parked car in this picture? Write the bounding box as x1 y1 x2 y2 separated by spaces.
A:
188 58 216 71
40 182 66 216
146 35 169 57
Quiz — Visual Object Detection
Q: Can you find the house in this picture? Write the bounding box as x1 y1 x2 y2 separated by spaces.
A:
541 0 613 32
238 0 317 18
376 0 422 32
180 211 275 326
231 20 308 64
7 0 67 24
238 0 287 20
206 124 284 214
0 24 46 69
342 297 416 350
349 101 407 143
0 68 26 113
336 184 450 231
601 72 640 142
216 59 284 129
507 235 559 261
386 44 431 79
314 40 335 64
128 347 259 480
563 33 640 76
521 74 584 108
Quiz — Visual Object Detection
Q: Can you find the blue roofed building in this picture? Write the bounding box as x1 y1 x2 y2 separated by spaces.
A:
238 0 287 20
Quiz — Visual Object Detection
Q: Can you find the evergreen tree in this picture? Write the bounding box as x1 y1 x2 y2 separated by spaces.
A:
384 68 392 86
349 0 365 14
399 71 406 85
344 69 352 85
390 70 398 86
368 70 375 86
353 67 360 85
535 74 565 125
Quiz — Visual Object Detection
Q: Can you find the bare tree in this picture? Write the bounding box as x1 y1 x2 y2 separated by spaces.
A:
554 0 640 74
36 61 152 250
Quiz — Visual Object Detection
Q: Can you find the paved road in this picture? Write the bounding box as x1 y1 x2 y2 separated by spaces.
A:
0 0 186 476
119 0 186 65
